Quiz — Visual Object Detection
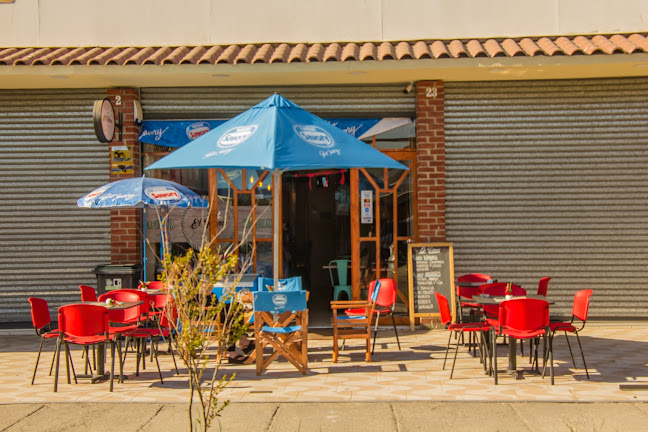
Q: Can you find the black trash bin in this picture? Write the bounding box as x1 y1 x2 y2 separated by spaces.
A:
92 264 143 295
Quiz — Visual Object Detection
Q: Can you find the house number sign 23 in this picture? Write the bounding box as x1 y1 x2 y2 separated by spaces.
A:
426 87 437 98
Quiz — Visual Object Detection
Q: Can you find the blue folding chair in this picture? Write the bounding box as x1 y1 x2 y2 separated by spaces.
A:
256 276 303 292
253 290 308 375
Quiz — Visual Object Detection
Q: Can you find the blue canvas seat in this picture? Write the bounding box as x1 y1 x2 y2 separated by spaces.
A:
253 290 308 375
256 276 302 292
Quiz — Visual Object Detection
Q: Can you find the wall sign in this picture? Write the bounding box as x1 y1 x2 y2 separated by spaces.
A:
93 98 116 143
407 242 455 330
111 145 133 174
361 190 373 224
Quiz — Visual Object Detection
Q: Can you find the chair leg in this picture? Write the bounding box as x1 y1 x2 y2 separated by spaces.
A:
64 344 72 385
31 338 45 385
390 312 401 351
548 333 554 385
53 337 61 392
168 335 179 375
442 330 452 370
371 314 380 354
450 330 461 379
109 342 115 392
575 332 590 379
492 329 498 385
563 332 578 369
153 337 164 384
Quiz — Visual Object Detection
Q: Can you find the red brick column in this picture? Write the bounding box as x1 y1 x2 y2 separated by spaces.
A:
415 81 446 242
107 88 142 264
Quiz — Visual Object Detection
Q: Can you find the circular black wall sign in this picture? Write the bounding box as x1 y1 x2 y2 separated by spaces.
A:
93 98 115 143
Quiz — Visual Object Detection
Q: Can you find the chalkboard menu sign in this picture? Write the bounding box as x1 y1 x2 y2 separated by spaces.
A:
407 242 455 329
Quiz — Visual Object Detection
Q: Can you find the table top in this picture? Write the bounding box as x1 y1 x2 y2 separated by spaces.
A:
472 294 550 305
82 300 143 310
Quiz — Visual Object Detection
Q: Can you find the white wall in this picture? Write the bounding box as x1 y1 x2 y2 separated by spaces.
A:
1 0 647 47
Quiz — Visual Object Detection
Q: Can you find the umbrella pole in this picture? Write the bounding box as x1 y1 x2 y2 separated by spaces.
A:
273 170 281 290
142 207 147 281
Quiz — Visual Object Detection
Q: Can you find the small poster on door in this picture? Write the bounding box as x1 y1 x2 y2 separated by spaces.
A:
361 190 373 224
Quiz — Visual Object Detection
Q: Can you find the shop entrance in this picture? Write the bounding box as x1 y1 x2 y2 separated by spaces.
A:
282 170 350 326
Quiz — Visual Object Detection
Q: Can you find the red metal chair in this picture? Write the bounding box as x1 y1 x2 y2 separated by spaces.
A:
435 292 491 378
479 283 526 325
492 298 552 384
456 273 494 321
28 297 65 385
537 277 551 297
79 285 97 302
368 278 401 354
547 289 593 379
55 304 121 392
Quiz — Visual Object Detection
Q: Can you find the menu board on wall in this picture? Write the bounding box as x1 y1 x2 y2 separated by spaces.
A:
407 242 455 330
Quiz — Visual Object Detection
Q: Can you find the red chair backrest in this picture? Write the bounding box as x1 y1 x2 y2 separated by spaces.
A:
480 283 526 296
97 290 145 323
160 301 178 330
138 281 166 290
151 292 169 310
457 273 493 300
58 304 109 337
79 285 97 302
434 292 453 326
573 289 593 322
480 283 526 318
370 278 397 308
537 277 551 297
499 298 550 332
28 297 51 331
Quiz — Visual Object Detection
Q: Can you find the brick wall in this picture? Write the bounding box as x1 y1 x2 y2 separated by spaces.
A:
415 81 446 242
107 88 142 264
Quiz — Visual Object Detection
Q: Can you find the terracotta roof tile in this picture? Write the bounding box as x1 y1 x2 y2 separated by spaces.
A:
429 41 451 58
359 42 377 61
555 36 581 55
323 43 342 62
482 39 504 57
307 43 324 62
518 38 542 56
217 45 240 64
395 41 414 59
412 41 432 59
0 33 645 69
447 40 468 58
270 43 290 63
466 40 487 57
161 46 190 64
536 37 563 56
378 42 396 60
341 43 359 62
628 34 648 51
501 38 524 57
288 43 307 62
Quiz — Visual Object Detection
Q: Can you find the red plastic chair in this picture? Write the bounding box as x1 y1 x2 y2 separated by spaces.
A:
547 289 593 379
435 292 491 378
492 298 552 385
98 290 146 325
479 283 526 324
369 278 401 354
537 277 551 297
55 304 121 392
456 273 494 320
28 297 64 385
79 285 97 302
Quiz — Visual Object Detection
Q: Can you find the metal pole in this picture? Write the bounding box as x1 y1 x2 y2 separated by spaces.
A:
273 169 281 290
142 207 147 281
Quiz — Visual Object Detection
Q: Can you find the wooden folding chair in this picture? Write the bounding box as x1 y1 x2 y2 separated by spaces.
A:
253 291 308 375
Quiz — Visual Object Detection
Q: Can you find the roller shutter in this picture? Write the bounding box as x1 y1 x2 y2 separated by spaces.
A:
444 78 648 319
140 84 415 119
0 89 111 322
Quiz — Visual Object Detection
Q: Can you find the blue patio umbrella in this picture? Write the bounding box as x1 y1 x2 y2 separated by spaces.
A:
77 176 209 280
145 94 407 289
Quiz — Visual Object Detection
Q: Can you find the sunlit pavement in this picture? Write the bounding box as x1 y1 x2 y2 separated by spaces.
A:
2 321 648 404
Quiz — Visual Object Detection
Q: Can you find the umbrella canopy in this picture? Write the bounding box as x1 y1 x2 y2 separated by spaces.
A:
145 94 407 172
145 94 407 289
78 176 208 209
78 176 208 280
